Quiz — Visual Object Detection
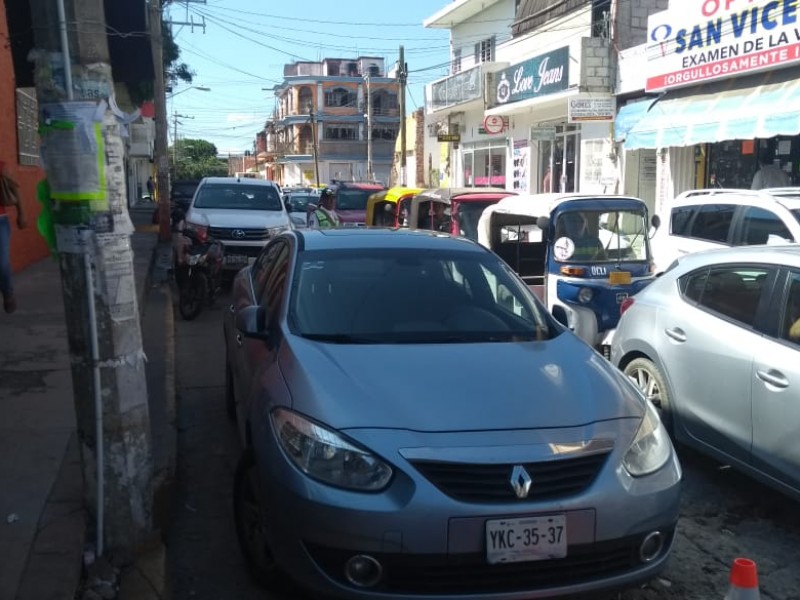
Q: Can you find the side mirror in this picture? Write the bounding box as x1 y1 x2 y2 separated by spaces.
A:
235 305 270 340
552 305 571 329
651 214 661 229
536 216 550 240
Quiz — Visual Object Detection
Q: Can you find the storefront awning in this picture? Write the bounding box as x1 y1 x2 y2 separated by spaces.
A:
625 73 800 150
614 99 657 142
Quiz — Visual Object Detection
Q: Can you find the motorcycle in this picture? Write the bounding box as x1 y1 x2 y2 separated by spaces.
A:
173 211 224 321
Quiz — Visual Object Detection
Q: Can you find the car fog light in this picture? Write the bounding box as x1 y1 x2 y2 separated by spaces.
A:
578 287 593 303
345 554 382 588
639 531 664 562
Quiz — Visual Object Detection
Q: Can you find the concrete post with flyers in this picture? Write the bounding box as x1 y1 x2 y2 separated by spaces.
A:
29 0 154 561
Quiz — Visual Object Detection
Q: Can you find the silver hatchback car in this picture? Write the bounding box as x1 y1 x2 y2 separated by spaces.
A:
224 228 681 599
612 245 800 501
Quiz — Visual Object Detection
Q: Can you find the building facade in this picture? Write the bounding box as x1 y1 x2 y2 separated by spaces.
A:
615 0 800 216
267 57 401 186
424 0 619 197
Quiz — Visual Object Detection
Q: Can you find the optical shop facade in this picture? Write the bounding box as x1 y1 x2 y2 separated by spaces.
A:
424 1 618 195
616 0 800 215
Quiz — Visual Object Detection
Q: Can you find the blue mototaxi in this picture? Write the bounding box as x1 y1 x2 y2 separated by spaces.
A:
477 193 659 353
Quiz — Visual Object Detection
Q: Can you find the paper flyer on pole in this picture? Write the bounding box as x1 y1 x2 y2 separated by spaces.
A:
39 101 107 203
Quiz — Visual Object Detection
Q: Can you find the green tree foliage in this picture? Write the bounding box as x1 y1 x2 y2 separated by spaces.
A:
129 22 194 104
171 139 228 180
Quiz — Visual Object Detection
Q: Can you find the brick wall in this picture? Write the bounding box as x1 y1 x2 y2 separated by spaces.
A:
615 0 669 50
580 37 612 92
0 0 49 272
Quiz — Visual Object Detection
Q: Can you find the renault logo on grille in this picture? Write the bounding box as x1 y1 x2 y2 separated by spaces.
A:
231 229 246 240
510 465 532 499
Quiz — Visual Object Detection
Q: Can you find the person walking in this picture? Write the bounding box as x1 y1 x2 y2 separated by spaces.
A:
146 175 156 200
0 161 28 314
308 188 341 229
752 154 790 189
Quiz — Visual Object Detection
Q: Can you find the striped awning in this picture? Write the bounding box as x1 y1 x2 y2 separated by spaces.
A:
625 71 800 150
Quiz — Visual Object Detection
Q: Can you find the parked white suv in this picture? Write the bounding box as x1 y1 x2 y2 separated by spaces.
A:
650 187 800 272
185 177 291 270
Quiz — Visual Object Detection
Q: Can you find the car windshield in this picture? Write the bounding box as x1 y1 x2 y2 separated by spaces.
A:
554 209 650 263
337 189 375 211
455 200 497 241
287 194 315 212
193 183 283 211
171 182 199 199
289 248 552 344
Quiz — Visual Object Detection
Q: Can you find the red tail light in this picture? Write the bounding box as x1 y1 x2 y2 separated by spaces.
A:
620 297 635 315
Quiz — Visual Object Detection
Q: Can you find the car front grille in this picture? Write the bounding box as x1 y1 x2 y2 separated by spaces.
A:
208 226 270 241
306 530 673 594
410 452 610 503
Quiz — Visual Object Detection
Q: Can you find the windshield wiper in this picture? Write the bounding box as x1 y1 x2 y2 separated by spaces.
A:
300 333 383 344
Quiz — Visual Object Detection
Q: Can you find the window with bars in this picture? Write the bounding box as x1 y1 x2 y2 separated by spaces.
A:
474 37 495 64
17 88 39 167
325 88 353 108
324 124 359 140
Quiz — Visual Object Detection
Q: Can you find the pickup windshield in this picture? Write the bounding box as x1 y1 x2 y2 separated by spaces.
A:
193 183 283 211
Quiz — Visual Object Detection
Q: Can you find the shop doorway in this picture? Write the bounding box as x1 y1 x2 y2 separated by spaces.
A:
538 124 580 193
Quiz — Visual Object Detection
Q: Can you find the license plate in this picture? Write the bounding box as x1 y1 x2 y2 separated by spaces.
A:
608 271 631 285
224 254 248 266
485 515 567 564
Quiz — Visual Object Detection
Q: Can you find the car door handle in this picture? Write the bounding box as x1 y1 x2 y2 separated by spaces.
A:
229 304 236 314
756 369 789 389
664 327 687 343
236 333 243 347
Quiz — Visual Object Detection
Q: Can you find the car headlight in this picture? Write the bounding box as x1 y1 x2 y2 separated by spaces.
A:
267 225 288 237
578 287 594 304
622 400 671 477
272 408 393 491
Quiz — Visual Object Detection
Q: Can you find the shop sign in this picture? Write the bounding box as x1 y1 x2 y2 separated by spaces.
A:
493 47 569 106
568 95 616 122
530 126 557 141
645 2 800 92
437 133 461 143
430 65 483 111
480 115 509 135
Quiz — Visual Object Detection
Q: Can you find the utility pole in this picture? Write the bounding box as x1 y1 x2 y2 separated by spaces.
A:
150 0 171 241
30 0 154 560
398 45 408 186
309 107 320 187
364 74 373 181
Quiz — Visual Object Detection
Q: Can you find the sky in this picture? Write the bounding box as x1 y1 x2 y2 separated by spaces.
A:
165 0 454 156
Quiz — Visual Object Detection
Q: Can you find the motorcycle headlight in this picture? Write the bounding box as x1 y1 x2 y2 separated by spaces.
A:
578 287 594 304
272 408 393 491
187 254 201 266
622 400 672 477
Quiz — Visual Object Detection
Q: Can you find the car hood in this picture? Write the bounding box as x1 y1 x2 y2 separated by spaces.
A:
279 331 645 431
187 208 289 228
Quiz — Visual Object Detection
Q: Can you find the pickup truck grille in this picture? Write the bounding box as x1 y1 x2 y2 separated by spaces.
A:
208 227 270 241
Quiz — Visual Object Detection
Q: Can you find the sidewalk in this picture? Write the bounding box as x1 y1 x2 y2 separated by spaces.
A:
0 202 175 600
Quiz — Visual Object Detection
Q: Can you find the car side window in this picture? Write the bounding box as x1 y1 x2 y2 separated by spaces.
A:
688 204 736 243
679 269 708 304
781 271 800 345
739 206 793 245
259 243 290 316
251 241 284 300
670 206 695 236
693 266 770 327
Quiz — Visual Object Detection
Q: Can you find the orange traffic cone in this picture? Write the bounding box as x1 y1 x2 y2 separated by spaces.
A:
724 557 760 599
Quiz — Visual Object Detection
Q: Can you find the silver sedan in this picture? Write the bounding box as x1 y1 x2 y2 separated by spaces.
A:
224 228 681 599
612 244 800 502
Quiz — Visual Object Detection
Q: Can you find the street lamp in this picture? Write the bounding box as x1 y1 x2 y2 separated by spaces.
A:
169 85 211 98
304 101 321 188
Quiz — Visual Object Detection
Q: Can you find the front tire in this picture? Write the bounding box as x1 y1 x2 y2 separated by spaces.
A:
623 357 673 433
178 271 207 321
233 450 283 589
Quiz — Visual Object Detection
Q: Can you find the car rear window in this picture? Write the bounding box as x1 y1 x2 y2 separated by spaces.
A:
193 183 282 211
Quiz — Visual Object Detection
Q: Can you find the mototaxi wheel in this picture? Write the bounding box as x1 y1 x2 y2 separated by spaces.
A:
623 357 673 433
178 271 207 321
